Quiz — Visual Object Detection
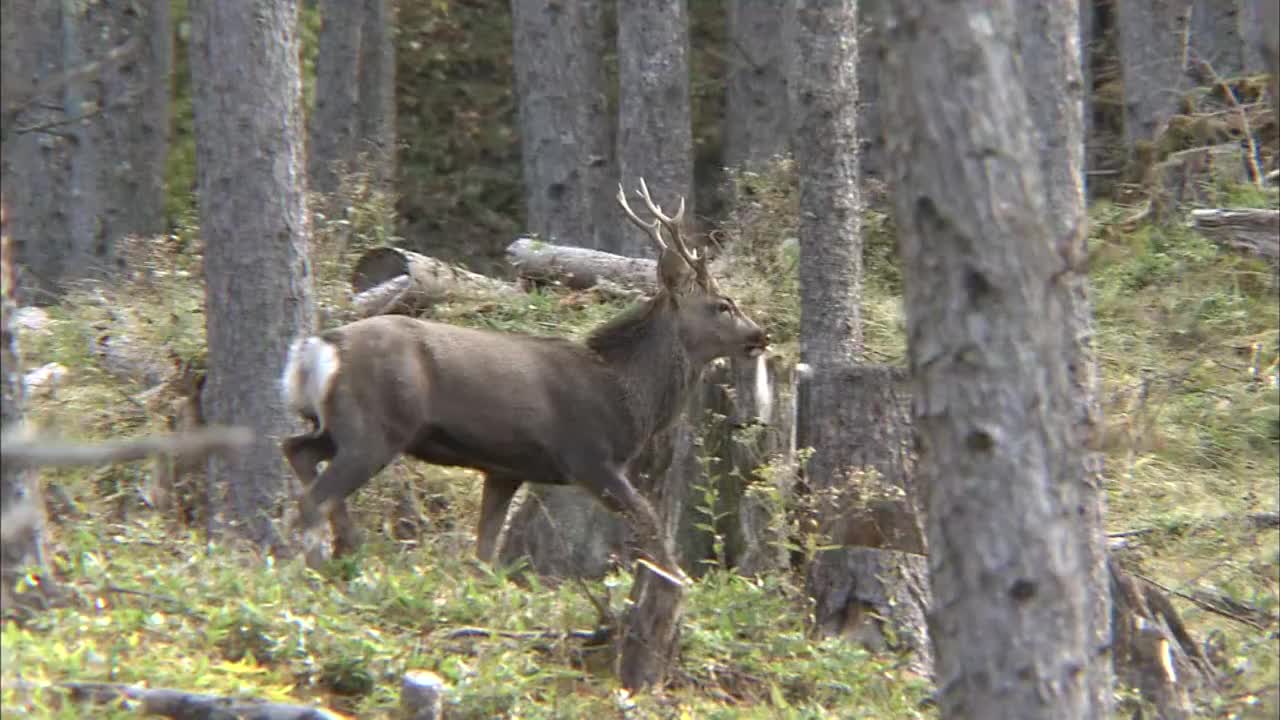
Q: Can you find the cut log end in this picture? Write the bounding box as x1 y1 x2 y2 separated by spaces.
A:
400 671 446 720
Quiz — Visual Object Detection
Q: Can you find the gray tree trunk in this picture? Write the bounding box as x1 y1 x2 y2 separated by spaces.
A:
309 0 362 198
879 1 1095 717
190 0 313 548
1 1 169 302
357 0 397 190
791 0 936 670
310 0 397 200
1189 0 1243 75
1240 0 1274 73
1116 0 1194 147
82 1 171 262
0 0 70 303
1015 3 1113 717
1 210 52 615
511 0 614 251
799 365 932 676
616 0 693 258
723 0 793 171
857 1 884 184
1255 0 1280 122
793 0 861 369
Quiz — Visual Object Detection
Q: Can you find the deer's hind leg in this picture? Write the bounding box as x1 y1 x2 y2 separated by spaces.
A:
282 431 359 555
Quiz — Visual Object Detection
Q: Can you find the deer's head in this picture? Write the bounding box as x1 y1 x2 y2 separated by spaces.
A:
617 180 769 365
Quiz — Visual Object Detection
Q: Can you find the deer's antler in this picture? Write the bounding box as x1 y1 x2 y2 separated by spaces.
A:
617 179 717 293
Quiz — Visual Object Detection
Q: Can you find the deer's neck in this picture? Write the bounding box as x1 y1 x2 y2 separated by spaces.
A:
586 297 702 439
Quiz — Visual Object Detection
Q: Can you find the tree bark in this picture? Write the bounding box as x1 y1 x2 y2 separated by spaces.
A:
357 0 397 191
799 365 932 676
1256 0 1280 122
1116 0 1194 147
1 205 53 616
723 0 793 171
879 1 1096 717
699 356 796 576
1 1 169 302
190 0 313 548
1016 2 1114 716
616 0 694 258
511 0 615 252
309 0 363 198
1189 0 1244 75
310 0 396 200
1240 0 1275 74
793 0 861 369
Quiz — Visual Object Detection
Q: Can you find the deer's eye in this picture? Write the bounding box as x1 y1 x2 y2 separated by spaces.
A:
715 300 732 314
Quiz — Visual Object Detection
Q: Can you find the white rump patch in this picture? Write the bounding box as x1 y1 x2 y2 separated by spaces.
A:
753 352 773 423
282 336 340 424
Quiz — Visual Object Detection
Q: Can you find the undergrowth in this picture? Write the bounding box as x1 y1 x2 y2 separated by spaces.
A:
3 168 1278 717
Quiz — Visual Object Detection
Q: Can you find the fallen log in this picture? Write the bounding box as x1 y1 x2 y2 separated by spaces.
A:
5 681 343 719
350 247 517 316
505 237 659 292
1189 208 1280 263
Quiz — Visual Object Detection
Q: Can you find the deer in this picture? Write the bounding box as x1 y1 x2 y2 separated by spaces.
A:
280 179 769 579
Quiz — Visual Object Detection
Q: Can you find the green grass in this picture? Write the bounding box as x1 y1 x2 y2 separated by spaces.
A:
3 186 1278 717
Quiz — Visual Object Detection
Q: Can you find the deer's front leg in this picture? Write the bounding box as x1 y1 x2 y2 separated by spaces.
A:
588 468 687 583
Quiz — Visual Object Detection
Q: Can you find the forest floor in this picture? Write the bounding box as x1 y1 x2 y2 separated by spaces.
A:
2 181 1278 718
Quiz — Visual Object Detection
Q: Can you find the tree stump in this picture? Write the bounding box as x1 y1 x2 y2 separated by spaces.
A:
1110 560 1219 719
798 363 931 676
399 671 446 720
1148 143 1251 221
617 560 688 691
700 356 796 575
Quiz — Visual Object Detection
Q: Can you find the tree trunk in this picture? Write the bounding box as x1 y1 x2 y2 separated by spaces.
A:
1 1 168 302
1 205 53 616
83 1 171 262
1256 0 1280 123
879 1 1096 717
1189 0 1243 75
793 0 861 370
1116 0 1194 148
616 0 694 258
799 365 932 676
1016 2 1114 716
309 0 362 199
699 357 796 576
357 0 397 191
511 0 614 252
857 1 885 185
723 0 793 171
1240 0 1274 74
190 1 313 548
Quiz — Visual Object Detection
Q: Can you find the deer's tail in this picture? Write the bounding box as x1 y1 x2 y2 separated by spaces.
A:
281 336 339 429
